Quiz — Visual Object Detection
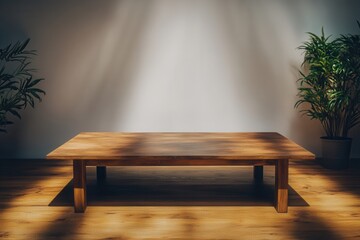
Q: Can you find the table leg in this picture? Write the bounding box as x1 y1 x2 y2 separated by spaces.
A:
275 159 289 213
73 160 87 213
253 166 263 182
97 166 107 185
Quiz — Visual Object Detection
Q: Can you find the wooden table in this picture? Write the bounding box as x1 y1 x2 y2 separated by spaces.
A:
47 132 314 213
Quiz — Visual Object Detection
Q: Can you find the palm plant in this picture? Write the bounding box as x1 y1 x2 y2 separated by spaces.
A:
295 24 360 139
0 39 45 133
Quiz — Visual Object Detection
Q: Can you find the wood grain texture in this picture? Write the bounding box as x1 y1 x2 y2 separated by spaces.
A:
275 159 289 213
73 160 86 213
47 132 314 213
46 132 314 161
85 159 278 166
0 159 359 240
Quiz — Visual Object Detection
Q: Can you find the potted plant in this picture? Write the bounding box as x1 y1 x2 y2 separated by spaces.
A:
295 23 360 169
0 39 45 133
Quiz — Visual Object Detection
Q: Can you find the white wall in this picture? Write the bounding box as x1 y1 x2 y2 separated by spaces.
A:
1 0 360 158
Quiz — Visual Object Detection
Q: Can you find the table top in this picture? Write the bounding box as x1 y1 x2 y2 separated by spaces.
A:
46 132 314 161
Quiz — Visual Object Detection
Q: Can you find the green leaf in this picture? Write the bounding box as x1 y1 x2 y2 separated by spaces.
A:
8 109 21 119
27 78 43 88
295 22 360 137
0 38 45 132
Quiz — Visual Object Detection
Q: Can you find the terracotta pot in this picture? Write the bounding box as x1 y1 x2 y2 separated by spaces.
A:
320 137 352 169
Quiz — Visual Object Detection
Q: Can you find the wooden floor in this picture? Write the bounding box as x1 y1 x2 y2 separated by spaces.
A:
0 159 359 240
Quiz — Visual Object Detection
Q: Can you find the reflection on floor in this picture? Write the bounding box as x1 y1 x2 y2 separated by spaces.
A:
0 159 359 239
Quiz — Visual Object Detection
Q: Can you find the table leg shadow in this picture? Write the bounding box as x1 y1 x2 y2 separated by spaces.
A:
49 168 309 207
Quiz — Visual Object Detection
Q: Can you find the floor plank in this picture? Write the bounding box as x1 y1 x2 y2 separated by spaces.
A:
0 159 359 239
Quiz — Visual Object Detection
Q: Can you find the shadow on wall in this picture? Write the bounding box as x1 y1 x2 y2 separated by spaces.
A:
220 1 323 156
287 63 323 157
289 109 323 157
291 101 360 158
1 0 360 158
79 1 153 130
34 0 152 158
0 20 31 158
0 0 153 158
218 1 283 130
349 126 360 159
0 126 24 158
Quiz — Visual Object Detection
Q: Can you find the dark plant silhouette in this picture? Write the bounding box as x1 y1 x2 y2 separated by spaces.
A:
295 22 360 138
0 39 45 133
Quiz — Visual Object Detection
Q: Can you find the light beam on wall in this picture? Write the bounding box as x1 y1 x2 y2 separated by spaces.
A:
2 0 360 158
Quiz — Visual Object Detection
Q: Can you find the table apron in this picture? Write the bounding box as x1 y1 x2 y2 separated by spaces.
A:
84 159 278 166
